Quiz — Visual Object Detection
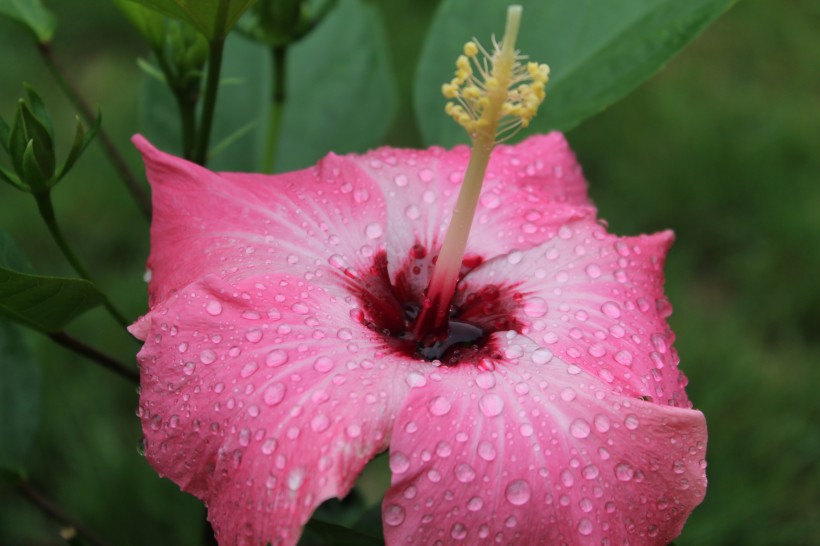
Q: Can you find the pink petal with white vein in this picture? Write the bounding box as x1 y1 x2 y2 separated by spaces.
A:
383 332 706 545
352 133 594 299
457 217 687 405
136 274 409 545
133 136 388 305
130 133 707 546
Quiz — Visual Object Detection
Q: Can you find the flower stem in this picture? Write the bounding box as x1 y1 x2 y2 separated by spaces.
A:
16 479 113 546
37 42 152 221
192 33 227 166
35 194 130 329
415 5 522 338
49 331 139 384
193 0 229 167
263 44 288 173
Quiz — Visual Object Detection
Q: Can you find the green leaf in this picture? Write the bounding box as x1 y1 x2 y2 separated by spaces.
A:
0 0 56 43
136 57 169 83
23 84 54 141
21 140 49 192
141 0 396 173
0 165 24 190
0 319 41 473
55 113 101 182
128 0 256 40
0 230 105 333
9 107 28 177
415 0 738 147
20 101 55 181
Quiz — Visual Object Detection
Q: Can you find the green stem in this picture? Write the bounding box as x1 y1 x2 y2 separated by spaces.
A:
178 93 198 160
155 53 199 160
49 331 139 384
37 42 152 221
263 45 288 173
16 480 112 546
192 37 227 166
35 194 130 329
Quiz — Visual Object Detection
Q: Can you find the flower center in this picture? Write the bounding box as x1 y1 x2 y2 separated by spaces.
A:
347 248 523 366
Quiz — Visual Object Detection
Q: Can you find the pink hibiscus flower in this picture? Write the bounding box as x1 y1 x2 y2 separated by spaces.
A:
130 130 707 545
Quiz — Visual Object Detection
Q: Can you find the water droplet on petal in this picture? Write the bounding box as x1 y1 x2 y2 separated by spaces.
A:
532 348 553 364
577 518 594 536
313 356 334 373
405 371 427 388
390 452 410 474
384 505 406 527
477 441 497 461
624 414 639 430
240 361 259 378
560 388 577 402
287 468 305 491
345 424 362 438
365 222 383 240
310 414 330 433
594 414 611 433
200 349 216 364
585 264 602 278
455 463 476 483
428 396 452 416
524 297 549 318
614 350 633 366
404 204 421 219
582 464 599 480
615 462 635 481
467 496 484 511
505 479 531 505
261 438 277 455
478 394 504 417
426 469 442 482
480 192 500 209
265 349 288 368
475 371 496 389
601 301 622 319
206 301 223 316
263 383 286 406
450 523 467 540
569 418 591 439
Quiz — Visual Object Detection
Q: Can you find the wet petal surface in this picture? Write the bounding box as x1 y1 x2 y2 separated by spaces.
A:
132 133 707 546
458 218 687 405
136 274 410 545
383 333 706 545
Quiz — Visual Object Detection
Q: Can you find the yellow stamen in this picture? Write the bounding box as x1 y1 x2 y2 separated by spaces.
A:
441 6 550 143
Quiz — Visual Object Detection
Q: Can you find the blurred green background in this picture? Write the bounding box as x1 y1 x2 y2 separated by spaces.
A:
1 0 818 544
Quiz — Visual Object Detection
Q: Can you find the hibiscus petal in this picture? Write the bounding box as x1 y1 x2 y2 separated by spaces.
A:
382 332 706 545
458 217 688 405
136 274 408 545
133 136 389 306
350 133 594 297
